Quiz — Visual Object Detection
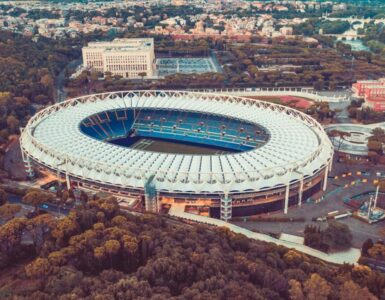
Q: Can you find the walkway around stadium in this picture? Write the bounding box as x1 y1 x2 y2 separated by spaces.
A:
326 121 385 156
185 87 350 103
169 203 361 265
56 86 349 104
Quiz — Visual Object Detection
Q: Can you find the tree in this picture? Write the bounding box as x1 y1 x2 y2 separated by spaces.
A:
0 217 27 255
27 214 56 253
90 71 102 82
328 130 351 152
289 279 305 300
0 217 28 268
362 238 374 256
94 246 106 261
22 189 53 211
111 215 127 226
242 59 253 66
61 190 69 203
0 203 21 220
379 179 385 193
122 234 138 255
48 250 66 267
104 239 120 268
0 188 7 206
34 94 49 104
284 250 305 267
0 92 11 117
104 240 120 255
138 72 147 80
372 128 385 141
6 115 20 133
348 107 358 118
40 74 54 88
367 140 383 154
368 151 381 163
25 258 51 278
112 74 123 80
368 243 385 260
304 225 328 252
303 274 331 300
2 183 385 298
313 80 324 91
339 280 377 300
80 191 89 203
322 221 352 250
367 128 385 159
351 265 373 287
51 214 79 243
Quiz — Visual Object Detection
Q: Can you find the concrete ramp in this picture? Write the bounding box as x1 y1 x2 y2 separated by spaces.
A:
169 204 360 265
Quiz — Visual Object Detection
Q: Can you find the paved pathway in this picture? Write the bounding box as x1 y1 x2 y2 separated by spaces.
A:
169 204 361 265
55 58 82 103
186 87 349 103
325 122 385 156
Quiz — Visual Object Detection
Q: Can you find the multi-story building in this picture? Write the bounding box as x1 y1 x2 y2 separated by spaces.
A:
352 79 385 111
171 0 186 6
82 38 155 78
332 3 347 12
280 26 293 36
352 79 385 97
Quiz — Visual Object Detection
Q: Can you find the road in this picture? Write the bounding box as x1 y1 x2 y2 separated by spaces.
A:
55 58 82 103
329 100 352 123
233 160 385 248
169 203 361 265
7 193 70 216
3 137 27 180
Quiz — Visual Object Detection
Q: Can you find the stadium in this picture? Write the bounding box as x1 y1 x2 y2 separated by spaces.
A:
20 90 334 220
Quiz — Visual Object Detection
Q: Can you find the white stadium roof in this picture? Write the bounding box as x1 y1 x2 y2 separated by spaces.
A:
20 91 333 194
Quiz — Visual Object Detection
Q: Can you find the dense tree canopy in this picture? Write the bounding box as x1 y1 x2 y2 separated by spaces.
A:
303 221 352 253
0 31 81 175
0 197 384 299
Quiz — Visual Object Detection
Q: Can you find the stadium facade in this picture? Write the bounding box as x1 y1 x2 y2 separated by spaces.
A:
20 91 334 221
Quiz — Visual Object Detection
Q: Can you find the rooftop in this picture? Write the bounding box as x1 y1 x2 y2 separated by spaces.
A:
85 38 154 52
21 91 333 194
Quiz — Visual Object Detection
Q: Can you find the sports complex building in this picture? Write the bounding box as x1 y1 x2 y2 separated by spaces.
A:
20 91 334 220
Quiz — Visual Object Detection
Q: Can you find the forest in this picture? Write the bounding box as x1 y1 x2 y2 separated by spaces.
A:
0 30 79 103
0 29 81 134
293 20 351 36
0 196 384 299
0 31 81 176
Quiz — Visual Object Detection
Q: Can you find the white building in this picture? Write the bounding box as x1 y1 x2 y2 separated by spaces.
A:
82 38 155 79
332 3 347 12
280 26 293 36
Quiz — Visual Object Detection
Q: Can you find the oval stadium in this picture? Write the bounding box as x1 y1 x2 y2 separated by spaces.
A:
20 91 334 220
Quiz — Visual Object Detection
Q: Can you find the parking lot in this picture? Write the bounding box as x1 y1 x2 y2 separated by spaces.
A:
233 158 385 248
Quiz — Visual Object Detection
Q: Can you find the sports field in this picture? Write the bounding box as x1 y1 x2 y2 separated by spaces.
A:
156 57 221 76
250 95 313 109
111 137 231 155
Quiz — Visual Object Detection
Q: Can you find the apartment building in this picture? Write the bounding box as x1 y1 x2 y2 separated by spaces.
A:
82 38 155 78
352 79 385 111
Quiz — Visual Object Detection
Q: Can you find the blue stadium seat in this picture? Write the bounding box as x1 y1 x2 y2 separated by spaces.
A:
80 108 268 151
